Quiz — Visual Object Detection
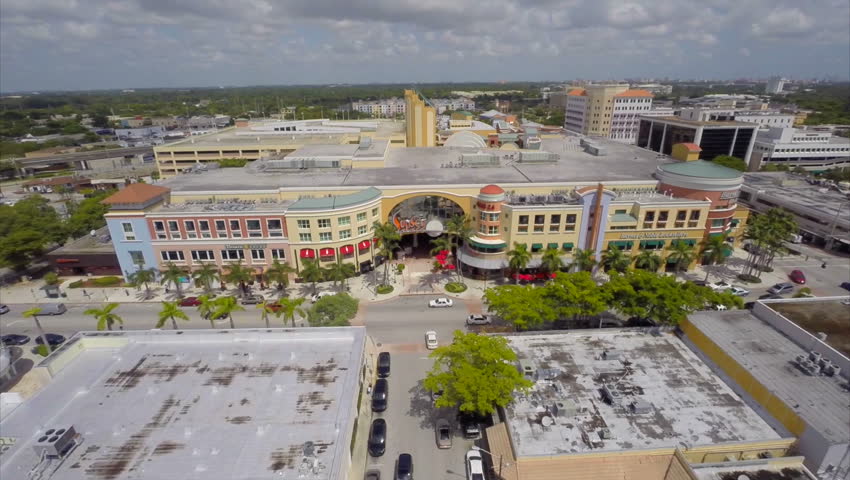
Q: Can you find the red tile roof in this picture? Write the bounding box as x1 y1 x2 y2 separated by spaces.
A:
678 143 702 152
614 89 653 98
566 89 586 96
102 183 170 205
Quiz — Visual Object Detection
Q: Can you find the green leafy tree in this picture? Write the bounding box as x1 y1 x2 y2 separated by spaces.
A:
197 294 217 327
224 261 253 297
700 234 732 282
540 247 563 275
157 301 189 329
263 259 295 294
306 293 358 327
22 307 51 352
543 272 611 323
160 262 186 298
633 250 662 271
666 240 696 278
711 155 746 172
65 190 112 238
192 263 220 295
212 295 244 329
372 220 401 287
0 229 48 270
129 268 156 299
423 331 533 415
43 272 60 286
299 259 325 295
600 245 631 274
571 248 596 273
506 242 531 284
274 297 307 327
84 303 123 331
483 284 556 330
324 259 356 292
445 214 474 283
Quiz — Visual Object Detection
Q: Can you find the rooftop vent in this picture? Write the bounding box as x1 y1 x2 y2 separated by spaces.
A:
630 399 652 414
32 425 77 459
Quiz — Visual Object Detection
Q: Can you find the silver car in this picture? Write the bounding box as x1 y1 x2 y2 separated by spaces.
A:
435 419 452 449
466 314 491 325
240 294 264 305
40 303 67 315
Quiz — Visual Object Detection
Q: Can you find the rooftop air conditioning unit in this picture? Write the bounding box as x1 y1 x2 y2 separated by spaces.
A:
32 425 76 458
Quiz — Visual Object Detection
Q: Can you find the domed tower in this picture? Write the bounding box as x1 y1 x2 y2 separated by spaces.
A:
459 185 508 275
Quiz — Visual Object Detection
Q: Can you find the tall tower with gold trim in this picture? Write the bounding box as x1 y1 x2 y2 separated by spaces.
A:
404 89 436 147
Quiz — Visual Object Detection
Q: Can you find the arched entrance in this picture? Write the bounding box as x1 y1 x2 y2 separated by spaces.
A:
389 195 466 257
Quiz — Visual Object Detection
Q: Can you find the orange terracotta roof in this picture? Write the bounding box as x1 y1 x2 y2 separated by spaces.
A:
102 183 170 205
23 176 88 187
678 142 702 152
566 89 586 96
480 184 505 195
614 89 653 98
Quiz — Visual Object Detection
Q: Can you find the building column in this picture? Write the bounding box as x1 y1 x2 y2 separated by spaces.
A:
658 123 667 154
645 121 654 149
729 128 739 156
693 126 703 147
744 127 758 166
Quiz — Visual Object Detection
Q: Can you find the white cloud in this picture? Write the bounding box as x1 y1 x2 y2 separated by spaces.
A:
738 47 751 57
751 8 814 38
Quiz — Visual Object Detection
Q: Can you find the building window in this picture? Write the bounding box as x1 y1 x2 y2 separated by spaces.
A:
191 250 215 261
153 221 166 239
339 229 351 239
229 219 242 238
480 211 488 221
550 214 561 224
533 225 544 233
372 208 379 217
338 216 350 226
160 250 185 261
518 215 529 225
221 249 245 261
357 212 367 222
297 219 310 229
129 250 145 266
690 210 700 220
167 220 180 239
246 219 262 238
198 220 211 238
251 249 266 262
215 220 227 237
317 219 331 229
357 225 368 235
122 222 136 241
656 211 668 228
712 219 725 227
319 232 332 242
299 233 312 242
487 225 498 235
184 220 197 239
271 249 286 260
267 219 283 237
534 215 545 225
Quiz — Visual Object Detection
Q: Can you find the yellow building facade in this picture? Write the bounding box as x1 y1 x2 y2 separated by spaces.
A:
404 89 436 147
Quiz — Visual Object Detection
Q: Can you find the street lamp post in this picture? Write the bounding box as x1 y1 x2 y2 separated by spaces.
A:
471 445 507 479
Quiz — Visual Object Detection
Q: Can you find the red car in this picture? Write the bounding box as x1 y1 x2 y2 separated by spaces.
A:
179 297 201 307
789 270 806 284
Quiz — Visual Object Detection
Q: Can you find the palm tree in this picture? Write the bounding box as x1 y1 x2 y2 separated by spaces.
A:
600 245 631 274
212 295 245 329
156 301 189 330
84 303 123 331
274 297 307 327
192 262 220 295
446 214 474 283
22 307 51 352
571 248 596 273
372 220 401 287
197 294 217 328
257 300 278 328
224 261 254 297
264 260 295 294
160 262 186 298
634 250 663 271
324 259 356 292
506 242 532 284
701 234 733 282
666 240 696 278
129 268 156 299
540 247 563 275
299 259 325 295
429 236 452 256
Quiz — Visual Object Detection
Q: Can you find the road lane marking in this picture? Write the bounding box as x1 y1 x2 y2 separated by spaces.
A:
6 320 24 326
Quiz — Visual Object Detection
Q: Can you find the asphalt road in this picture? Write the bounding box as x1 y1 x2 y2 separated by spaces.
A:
360 296 480 347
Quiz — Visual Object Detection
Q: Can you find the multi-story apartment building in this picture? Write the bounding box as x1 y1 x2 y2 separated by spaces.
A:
351 97 474 117
564 85 653 143
751 126 850 170
430 97 475 114
765 76 786 94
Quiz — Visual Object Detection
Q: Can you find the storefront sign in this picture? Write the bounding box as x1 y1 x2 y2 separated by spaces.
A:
224 244 267 249
619 232 689 240
720 190 739 200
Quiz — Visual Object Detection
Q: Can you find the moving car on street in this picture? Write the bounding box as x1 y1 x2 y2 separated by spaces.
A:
240 294 264 305
40 303 67 315
179 297 201 307
0 304 9 315
707 281 732 292
428 298 453 308
425 331 438 350
767 282 795 295
465 314 491 325
726 286 750 297
788 269 806 284
435 419 452 449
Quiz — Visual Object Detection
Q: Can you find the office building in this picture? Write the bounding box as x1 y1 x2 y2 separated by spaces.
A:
766 76 787 94
404 89 436 147
733 111 795 129
0 328 368 480
751 126 850 171
632 83 673 95
103 135 748 282
484 331 791 480
547 89 568 109
636 116 759 164
684 298 850 477
351 98 406 117
564 85 654 143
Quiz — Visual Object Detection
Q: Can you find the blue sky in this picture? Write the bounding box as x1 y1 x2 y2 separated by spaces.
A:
1 0 848 91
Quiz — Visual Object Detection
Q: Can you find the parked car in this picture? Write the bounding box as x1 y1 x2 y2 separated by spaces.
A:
35 334 66 346
368 419 387 457
425 331 438 350
365 470 381 480
179 297 201 307
457 412 485 439
789 270 806 284
767 282 795 295
465 314 491 325
0 304 9 315
840 281 850 292
240 294 264 305
1 334 30 346
759 293 784 300
726 286 750 297
435 419 452 449
40 303 67 315
707 281 732 292
377 352 391 378
395 453 413 480
428 298 453 308
465 449 485 480
691 280 708 287
372 378 388 412
311 292 334 303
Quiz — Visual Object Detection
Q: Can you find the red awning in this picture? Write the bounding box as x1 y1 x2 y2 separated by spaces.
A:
55 258 80 264
319 248 335 257
358 240 371 250
300 249 315 259
340 245 354 255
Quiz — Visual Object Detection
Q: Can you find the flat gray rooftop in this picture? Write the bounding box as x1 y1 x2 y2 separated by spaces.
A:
46 226 114 254
503 331 779 457
742 173 850 222
688 310 849 444
0 328 365 480
690 459 816 480
161 135 671 193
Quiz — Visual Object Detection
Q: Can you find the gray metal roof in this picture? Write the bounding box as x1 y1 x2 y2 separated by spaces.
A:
287 187 382 211
0 328 366 480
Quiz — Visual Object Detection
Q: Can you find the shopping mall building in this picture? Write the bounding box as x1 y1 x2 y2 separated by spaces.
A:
104 129 748 281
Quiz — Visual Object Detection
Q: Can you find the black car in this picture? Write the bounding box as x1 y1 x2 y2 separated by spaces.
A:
377 352 391 378
35 334 66 346
395 453 413 480
758 293 784 300
457 412 486 438
1 334 30 346
371 379 388 412
367 419 387 457
840 281 850 292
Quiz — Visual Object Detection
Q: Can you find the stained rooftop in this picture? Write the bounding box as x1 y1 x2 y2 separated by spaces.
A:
690 459 817 480
502 331 780 457
0 328 365 480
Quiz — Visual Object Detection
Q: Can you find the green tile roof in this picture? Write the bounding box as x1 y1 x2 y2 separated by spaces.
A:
288 187 382 211
610 213 638 223
658 160 742 180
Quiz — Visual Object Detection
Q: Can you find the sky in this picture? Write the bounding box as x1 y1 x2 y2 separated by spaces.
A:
1 0 849 92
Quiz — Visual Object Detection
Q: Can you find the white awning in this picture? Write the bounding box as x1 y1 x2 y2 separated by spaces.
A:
458 250 507 270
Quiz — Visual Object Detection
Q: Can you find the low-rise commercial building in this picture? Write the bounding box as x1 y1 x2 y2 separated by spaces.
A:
46 226 121 276
636 116 759 164
751 126 850 171
565 85 654 143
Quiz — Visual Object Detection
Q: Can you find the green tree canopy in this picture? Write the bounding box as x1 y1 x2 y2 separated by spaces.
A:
423 331 533 415
711 155 746 172
274 297 307 327
299 259 325 295
84 303 123 331
483 284 556 330
306 293 358 327
157 301 189 329
212 295 244 329
543 272 611 322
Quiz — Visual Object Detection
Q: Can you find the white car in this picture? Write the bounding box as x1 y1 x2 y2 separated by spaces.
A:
466 314 491 326
311 292 334 303
425 331 438 350
465 449 485 480
707 281 732 292
429 298 453 308
726 286 750 297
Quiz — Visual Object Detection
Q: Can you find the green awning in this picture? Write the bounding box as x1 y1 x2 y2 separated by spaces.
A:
562 242 574 250
547 243 558 250
609 241 633 249
671 239 697 246
639 240 666 249
532 243 543 249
